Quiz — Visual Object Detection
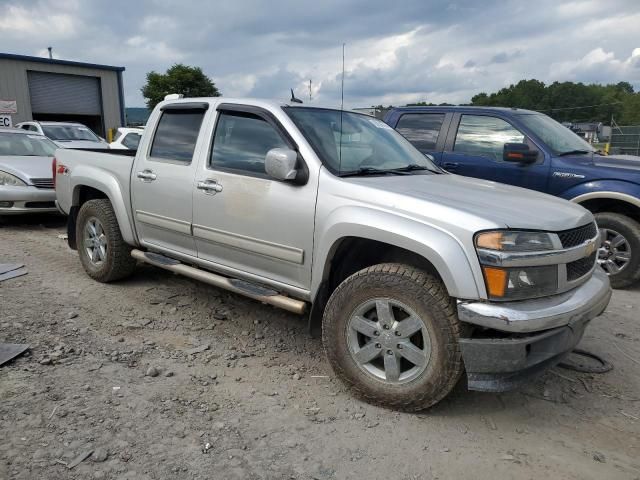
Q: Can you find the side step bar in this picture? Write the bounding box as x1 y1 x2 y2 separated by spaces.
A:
131 249 307 315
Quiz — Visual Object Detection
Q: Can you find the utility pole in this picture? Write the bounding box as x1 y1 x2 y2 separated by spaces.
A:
309 79 312 101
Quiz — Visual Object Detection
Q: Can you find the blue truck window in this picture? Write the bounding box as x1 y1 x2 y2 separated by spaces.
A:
454 115 524 161
396 113 444 151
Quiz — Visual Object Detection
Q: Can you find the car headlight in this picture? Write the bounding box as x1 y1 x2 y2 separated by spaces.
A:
0 171 27 187
475 230 558 301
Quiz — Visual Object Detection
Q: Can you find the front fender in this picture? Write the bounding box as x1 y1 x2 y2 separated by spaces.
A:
560 180 640 208
70 165 137 245
311 206 484 301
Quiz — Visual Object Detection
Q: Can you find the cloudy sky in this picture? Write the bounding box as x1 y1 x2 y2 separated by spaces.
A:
1 0 639 108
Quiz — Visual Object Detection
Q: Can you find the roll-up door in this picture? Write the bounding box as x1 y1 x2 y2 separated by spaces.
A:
28 71 102 115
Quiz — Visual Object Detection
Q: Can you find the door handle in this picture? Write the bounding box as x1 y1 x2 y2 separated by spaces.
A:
442 162 459 171
197 179 223 194
136 169 157 181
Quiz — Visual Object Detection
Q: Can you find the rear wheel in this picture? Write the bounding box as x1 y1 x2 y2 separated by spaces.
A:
76 199 136 282
322 263 463 411
595 212 640 288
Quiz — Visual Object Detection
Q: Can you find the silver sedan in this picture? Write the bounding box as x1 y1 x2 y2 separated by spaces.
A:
0 127 58 215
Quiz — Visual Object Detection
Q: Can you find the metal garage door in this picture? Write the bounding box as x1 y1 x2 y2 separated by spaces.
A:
28 71 102 115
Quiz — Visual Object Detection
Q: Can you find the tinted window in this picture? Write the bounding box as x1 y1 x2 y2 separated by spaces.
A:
396 113 445 151
454 115 525 160
150 110 205 162
122 133 141 150
210 111 287 175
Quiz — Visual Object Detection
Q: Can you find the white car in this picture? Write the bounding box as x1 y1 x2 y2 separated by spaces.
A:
16 121 109 150
109 127 144 150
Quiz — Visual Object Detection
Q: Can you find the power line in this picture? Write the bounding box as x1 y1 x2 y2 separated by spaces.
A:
537 101 623 112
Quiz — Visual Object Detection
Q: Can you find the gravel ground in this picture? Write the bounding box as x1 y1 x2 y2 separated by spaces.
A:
1 215 639 480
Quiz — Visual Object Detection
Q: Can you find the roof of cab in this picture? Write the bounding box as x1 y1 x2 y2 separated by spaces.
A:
389 105 540 115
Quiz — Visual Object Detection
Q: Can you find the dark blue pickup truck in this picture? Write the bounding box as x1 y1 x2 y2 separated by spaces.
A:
384 106 640 288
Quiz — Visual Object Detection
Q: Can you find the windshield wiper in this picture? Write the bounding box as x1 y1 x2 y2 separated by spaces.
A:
339 167 409 177
557 149 592 156
389 164 441 174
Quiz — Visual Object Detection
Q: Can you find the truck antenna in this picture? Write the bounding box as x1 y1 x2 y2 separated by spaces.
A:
339 43 345 174
290 88 303 104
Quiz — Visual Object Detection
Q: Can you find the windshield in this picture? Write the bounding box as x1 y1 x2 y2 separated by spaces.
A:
42 124 100 142
0 132 58 156
518 113 595 155
284 107 438 175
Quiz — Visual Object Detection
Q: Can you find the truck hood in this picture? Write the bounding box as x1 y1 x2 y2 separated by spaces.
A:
0 155 53 184
53 140 109 150
592 153 640 173
347 173 592 231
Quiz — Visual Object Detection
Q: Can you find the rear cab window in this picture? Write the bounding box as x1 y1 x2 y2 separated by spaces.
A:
395 113 445 152
149 110 206 163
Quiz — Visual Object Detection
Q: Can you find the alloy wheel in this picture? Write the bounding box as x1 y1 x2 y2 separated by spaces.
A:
83 217 107 266
598 227 631 275
346 298 431 384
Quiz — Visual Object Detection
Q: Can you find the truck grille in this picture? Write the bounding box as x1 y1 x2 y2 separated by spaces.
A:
557 222 597 248
30 178 54 189
567 252 597 281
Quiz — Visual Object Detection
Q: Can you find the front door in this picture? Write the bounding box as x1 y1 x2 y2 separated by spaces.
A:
131 104 208 255
440 114 550 191
192 107 316 291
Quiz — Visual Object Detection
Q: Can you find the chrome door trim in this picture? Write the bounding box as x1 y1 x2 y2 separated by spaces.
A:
192 223 304 264
135 210 191 235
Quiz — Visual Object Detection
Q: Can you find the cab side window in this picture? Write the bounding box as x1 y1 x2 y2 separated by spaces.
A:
210 111 287 176
149 110 205 163
454 115 525 161
395 113 445 152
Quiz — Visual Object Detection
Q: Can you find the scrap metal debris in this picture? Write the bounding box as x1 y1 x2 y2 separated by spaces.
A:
0 263 27 282
0 343 29 366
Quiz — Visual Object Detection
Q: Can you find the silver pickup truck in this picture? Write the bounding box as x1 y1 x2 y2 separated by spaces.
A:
54 97 612 410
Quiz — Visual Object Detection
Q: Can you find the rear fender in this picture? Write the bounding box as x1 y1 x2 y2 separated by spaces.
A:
70 165 137 245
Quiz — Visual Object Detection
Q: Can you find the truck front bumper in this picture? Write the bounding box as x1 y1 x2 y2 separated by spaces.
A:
456 268 611 392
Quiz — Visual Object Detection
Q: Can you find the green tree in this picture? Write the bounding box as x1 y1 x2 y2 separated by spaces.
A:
141 64 221 110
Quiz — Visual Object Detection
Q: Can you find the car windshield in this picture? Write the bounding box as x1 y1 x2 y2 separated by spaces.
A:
284 107 439 175
0 132 58 157
518 113 595 155
42 124 100 142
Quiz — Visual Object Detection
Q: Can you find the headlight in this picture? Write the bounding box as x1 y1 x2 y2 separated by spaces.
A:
0 171 27 187
476 230 558 300
475 230 555 251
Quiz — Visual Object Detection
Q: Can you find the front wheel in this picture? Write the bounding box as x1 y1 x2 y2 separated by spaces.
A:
322 263 463 411
76 199 137 282
595 212 640 289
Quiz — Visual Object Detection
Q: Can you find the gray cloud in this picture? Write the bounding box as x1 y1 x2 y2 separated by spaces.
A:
1 0 639 108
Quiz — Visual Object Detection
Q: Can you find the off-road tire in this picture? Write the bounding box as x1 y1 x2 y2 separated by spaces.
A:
322 263 463 411
594 212 640 289
76 199 136 282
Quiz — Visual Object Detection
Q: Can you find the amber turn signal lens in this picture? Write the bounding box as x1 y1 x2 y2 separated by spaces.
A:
476 232 504 250
482 266 507 298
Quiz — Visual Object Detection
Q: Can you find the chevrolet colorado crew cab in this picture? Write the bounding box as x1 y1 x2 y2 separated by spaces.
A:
385 106 640 288
54 97 611 410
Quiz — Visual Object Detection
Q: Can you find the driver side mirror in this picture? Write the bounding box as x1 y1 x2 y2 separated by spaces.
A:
265 148 299 181
503 143 538 163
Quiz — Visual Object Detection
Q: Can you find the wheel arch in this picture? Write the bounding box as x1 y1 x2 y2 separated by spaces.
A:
70 169 137 245
571 191 640 224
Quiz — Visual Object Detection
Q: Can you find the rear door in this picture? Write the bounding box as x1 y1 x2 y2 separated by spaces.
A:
394 112 450 162
131 102 208 256
441 114 550 191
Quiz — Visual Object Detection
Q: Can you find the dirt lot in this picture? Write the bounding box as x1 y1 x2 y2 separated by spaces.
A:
1 215 639 480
